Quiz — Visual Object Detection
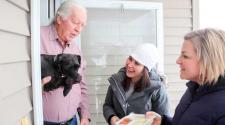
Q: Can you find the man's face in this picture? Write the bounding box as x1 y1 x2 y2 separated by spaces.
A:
57 7 87 43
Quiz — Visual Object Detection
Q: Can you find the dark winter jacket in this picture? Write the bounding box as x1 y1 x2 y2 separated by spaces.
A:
103 68 170 123
162 76 225 125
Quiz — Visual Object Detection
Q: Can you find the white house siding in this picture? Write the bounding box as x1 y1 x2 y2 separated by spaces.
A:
164 0 195 114
0 0 32 125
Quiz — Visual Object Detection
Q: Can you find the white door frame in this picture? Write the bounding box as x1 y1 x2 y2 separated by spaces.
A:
31 0 43 125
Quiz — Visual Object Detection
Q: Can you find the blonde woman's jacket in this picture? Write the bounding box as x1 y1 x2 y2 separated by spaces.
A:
162 76 225 125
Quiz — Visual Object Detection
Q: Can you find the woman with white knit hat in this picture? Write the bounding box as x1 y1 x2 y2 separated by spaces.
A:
103 43 170 125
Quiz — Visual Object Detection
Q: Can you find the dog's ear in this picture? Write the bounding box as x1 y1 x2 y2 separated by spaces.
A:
73 55 81 66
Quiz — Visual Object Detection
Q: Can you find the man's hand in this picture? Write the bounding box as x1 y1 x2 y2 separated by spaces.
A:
146 111 162 125
41 76 51 85
80 118 89 125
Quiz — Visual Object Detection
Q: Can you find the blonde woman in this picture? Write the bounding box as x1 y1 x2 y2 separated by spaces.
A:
148 28 225 125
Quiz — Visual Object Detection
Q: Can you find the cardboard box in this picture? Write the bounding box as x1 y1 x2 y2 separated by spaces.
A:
116 113 154 125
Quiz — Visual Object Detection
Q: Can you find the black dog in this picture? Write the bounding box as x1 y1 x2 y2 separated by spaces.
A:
41 54 82 96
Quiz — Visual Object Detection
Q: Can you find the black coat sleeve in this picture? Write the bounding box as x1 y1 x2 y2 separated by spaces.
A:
103 85 117 124
161 115 173 125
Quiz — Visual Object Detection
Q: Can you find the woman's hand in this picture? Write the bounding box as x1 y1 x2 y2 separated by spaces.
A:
146 111 162 125
110 116 120 125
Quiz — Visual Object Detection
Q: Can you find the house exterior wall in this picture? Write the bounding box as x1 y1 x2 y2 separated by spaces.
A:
164 0 199 113
0 0 33 125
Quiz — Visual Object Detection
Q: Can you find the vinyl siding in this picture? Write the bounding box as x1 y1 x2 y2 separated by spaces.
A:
0 0 32 125
164 0 194 114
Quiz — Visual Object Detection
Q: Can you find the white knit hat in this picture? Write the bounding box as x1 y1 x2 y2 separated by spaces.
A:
130 43 159 70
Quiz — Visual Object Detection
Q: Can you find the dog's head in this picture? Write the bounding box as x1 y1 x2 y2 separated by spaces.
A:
55 54 81 78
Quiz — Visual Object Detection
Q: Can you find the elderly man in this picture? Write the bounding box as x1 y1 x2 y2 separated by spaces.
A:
41 0 90 125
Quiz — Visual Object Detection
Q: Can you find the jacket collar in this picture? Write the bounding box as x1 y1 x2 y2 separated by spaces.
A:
186 76 225 101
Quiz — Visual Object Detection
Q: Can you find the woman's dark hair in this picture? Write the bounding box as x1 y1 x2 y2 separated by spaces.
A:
123 67 150 92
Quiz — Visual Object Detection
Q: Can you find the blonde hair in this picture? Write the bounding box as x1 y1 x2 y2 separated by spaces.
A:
184 28 225 85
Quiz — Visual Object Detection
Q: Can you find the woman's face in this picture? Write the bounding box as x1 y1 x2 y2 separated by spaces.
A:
176 40 200 83
125 56 144 83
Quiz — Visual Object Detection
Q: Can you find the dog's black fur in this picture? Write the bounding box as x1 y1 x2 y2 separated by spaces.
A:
41 54 82 96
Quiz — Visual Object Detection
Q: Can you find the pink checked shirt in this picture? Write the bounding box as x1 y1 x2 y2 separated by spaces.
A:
41 24 90 122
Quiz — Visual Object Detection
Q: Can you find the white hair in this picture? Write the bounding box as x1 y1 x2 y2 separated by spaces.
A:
54 0 86 21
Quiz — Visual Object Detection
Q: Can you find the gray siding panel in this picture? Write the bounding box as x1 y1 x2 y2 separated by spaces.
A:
0 62 31 100
167 73 186 83
165 64 180 74
165 46 181 55
7 0 30 11
164 36 184 46
164 9 192 18
0 31 30 64
164 0 195 115
164 27 192 36
164 18 192 27
0 0 30 36
0 87 32 125
164 0 192 9
165 54 180 64
0 0 32 124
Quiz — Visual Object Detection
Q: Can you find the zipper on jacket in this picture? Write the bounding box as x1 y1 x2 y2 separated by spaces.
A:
111 76 128 115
